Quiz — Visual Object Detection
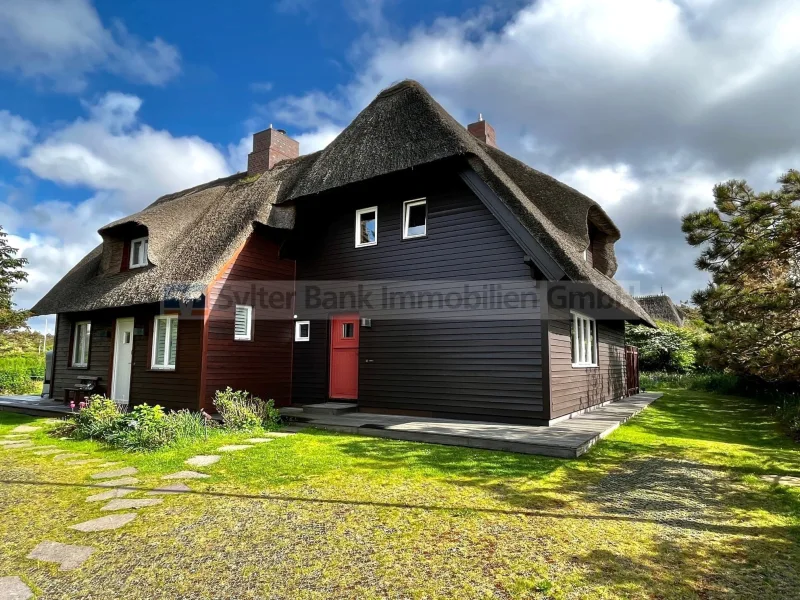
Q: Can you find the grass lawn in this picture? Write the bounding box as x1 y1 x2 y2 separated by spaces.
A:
1 390 799 599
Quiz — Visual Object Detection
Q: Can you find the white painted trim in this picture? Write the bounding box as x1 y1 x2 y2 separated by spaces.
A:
295 320 310 342
355 206 378 247
402 198 427 239
129 236 149 268
570 310 598 367
234 305 253 341
71 321 91 367
151 315 177 370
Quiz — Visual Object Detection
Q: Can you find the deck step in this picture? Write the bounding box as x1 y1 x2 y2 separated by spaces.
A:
301 402 359 416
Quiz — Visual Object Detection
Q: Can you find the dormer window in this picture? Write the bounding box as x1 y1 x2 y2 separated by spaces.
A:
130 237 149 268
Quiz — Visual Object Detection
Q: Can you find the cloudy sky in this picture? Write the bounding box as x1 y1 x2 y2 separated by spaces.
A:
2 0 798 332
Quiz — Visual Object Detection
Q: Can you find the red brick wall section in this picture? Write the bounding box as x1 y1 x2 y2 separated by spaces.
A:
247 129 300 174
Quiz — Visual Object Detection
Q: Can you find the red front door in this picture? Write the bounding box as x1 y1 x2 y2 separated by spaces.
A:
329 314 359 399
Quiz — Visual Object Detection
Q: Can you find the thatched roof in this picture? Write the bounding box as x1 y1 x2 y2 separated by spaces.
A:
635 294 684 326
32 80 653 324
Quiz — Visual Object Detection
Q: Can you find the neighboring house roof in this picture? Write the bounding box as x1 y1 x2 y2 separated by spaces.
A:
32 80 653 325
634 294 684 326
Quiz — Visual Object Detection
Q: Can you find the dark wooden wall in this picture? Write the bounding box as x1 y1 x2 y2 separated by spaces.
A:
547 312 626 419
51 304 203 412
202 232 295 409
290 164 546 424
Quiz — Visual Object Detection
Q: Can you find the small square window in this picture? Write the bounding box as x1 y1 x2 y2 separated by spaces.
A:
130 236 149 268
295 320 310 342
355 207 377 247
342 323 355 338
403 199 427 238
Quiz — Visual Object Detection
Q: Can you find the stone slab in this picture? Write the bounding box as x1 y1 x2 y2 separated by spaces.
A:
32 448 63 456
65 459 104 466
0 576 32 600
185 455 220 467
94 477 139 488
52 453 86 461
86 487 135 502
101 498 163 511
0 440 32 447
1 434 30 439
70 513 136 532
91 467 137 479
245 438 275 444
146 482 191 495
218 445 253 452
27 540 95 570
162 471 209 480
761 474 800 487
11 425 40 433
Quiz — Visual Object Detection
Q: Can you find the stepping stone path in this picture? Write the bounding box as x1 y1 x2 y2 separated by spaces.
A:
65 459 104 466
0 576 32 600
246 438 274 444
1 434 29 439
162 471 209 480
27 541 95 571
218 445 253 452
0 440 32 447
87 487 135 502
11 425 40 433
32 448 63 456
102 498 163 511
91 467 138 479
761 474 800 487
185 455 220 467
52 453 86 461
95 477 139 488
146 482 191 495
70 513 136 532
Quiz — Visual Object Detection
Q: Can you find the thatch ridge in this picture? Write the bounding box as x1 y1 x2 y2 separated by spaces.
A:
635 294 684 326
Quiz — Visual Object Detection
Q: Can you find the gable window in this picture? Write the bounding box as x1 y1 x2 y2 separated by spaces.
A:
570 311 597 367
235 305 253 341
295 320 310 342
355 207 377 247
152 315 178 370
403 199 427 239
130 237 149 268
72 321 91 367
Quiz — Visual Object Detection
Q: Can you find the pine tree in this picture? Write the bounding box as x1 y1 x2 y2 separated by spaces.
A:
682 170 800 382
0 226 30 334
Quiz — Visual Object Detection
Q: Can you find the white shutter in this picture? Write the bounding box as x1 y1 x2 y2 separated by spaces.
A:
235 305 252 340
168 318 178 367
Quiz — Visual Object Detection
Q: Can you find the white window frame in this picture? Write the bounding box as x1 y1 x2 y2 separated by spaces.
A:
71 321 91 367
151 315 178 370
234 305 253 341
571 311 598 367
295 320 310 342
129 236 149 268
355 206 378 248
402 198 427 239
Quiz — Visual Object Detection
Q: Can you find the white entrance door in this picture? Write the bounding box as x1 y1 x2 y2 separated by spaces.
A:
111 318 135 403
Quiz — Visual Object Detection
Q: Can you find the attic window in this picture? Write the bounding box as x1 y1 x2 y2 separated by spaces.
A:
403 199 427 239
130 237 149 268
355 207 377 247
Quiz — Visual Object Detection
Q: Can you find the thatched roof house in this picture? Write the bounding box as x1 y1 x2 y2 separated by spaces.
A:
635 294 684 326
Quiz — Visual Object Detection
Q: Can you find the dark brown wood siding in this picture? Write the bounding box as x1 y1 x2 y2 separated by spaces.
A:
547 312 626 419
202 232 295 408
290 164 546 424
51 305 203 411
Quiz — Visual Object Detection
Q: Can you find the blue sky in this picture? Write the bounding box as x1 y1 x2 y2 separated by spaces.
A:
2 0 799 334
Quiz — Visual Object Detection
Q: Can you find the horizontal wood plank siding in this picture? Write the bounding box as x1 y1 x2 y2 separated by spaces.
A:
51 312 113 400
292 165 545 423
548 311 626 419
203 233 295 408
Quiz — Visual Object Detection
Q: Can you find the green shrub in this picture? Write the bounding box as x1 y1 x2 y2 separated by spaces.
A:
165 409 215 441
213 387 281 431
72 395 124 440
626 321 704 372
106 404 175 451
0 354 45 394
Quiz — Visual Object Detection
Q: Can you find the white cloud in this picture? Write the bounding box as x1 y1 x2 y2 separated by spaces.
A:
266 0 800 301
0 111 37 159
295 124 342 153
0 0 180 91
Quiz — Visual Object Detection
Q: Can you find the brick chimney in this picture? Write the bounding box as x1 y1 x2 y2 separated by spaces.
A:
247 127 300 175
467 114 496 147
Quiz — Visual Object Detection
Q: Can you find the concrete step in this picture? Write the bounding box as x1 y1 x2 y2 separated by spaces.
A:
301 402 359 416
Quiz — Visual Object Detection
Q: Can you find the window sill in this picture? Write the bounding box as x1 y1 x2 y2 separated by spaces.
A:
402 234 427 241
69 365 89 370
355 243 377 249
149 366 176 372
572 363 598 369
234 337 252 342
